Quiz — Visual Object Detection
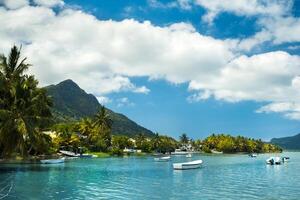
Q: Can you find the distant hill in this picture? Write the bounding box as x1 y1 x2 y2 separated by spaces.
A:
271 133 300 150
45 79 154 137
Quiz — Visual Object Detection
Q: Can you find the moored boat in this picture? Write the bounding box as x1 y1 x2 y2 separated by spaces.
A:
186 153 192 158
171 149 188 155
40 157 65 164
266 157 281 165
282 157 290 162
154 156 171 162
173 160 203 170
249 153 258 157
59 150 80 157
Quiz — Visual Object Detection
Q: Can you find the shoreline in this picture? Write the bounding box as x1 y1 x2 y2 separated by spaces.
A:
0 151 291 164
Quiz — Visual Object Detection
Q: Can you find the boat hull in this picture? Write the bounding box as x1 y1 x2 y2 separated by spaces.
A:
173 160 203 170
154 156 171 162
40 158 65 164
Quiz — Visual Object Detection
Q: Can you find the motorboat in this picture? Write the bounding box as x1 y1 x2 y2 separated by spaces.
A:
186 153 192 158
171 149 188 155
40 157 65 164
266 157 281 165
173 160 203 170
154 156 171 162
59 150 80 157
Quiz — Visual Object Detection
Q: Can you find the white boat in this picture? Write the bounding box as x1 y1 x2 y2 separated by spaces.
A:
40 157 65 164
171 149 188 155
211 150 223 154
173 160 203 170
266 157 281 165
186 153 192 158
59 150 80 157
249 153 258 157
154 156 171 162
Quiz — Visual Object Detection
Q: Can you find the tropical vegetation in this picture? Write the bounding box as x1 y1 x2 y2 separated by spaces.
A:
0 46 282 159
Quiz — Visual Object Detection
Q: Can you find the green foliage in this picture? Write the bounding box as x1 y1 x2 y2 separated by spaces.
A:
45 79 154 137
202 134 282 153
112 135 134 150
179 133 189 144
0 46 53 157
52 106 113 152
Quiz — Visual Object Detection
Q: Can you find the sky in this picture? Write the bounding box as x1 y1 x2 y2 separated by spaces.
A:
1 0 300 140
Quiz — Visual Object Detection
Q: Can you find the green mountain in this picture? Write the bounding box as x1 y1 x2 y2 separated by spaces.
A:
271 133 300 150
45 79 154 137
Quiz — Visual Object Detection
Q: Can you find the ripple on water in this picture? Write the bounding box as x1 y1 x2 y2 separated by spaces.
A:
1 152 300 200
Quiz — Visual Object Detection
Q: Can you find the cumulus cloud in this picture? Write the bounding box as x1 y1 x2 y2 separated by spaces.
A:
33 0 64 7
189 51 300 102
117 97 135 107
0 4 233 95
96 96 111 105
194 0 291 24
1 0 28 9
1 1 300 120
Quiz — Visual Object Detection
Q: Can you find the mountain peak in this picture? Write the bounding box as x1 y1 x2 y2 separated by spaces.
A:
57 79 80 88
45 80 154 137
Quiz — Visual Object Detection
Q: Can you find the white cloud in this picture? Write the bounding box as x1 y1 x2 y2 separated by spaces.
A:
1 2 300 120
1 0 28 9
117 97 135 107
148 0 192 10
189 51 300 103
194 0 291 24
33 0 64 7
96 96 111 105
148 0 177 9
0 5 233 95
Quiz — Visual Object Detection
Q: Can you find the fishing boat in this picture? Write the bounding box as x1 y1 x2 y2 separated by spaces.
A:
266 157 281 165
154 156 171 162
173 160 203 170
186 153 192 158
40 157 65 164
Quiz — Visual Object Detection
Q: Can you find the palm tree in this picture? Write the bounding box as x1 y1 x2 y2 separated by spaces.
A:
92 106 113 151
179 133 189 144
0 45 52 157
93 106 112 130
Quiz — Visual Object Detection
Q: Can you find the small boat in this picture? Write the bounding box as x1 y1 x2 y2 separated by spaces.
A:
171 149 188 155
282 157 290 163
173 160 203 170
154 156 171 162
40 157 65 164
59 150 80 157
249 153 258 157
266 157 281 165
186 153 192 158
211 150 223 154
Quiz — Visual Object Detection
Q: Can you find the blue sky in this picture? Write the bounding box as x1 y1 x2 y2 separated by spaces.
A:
1 0 300 140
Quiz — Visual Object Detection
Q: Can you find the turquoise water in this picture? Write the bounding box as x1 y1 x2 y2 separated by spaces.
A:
0 152 299 199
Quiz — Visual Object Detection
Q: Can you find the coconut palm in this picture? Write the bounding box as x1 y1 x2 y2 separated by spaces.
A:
0 45 52 157
179 133 189 144
92 106 113 151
